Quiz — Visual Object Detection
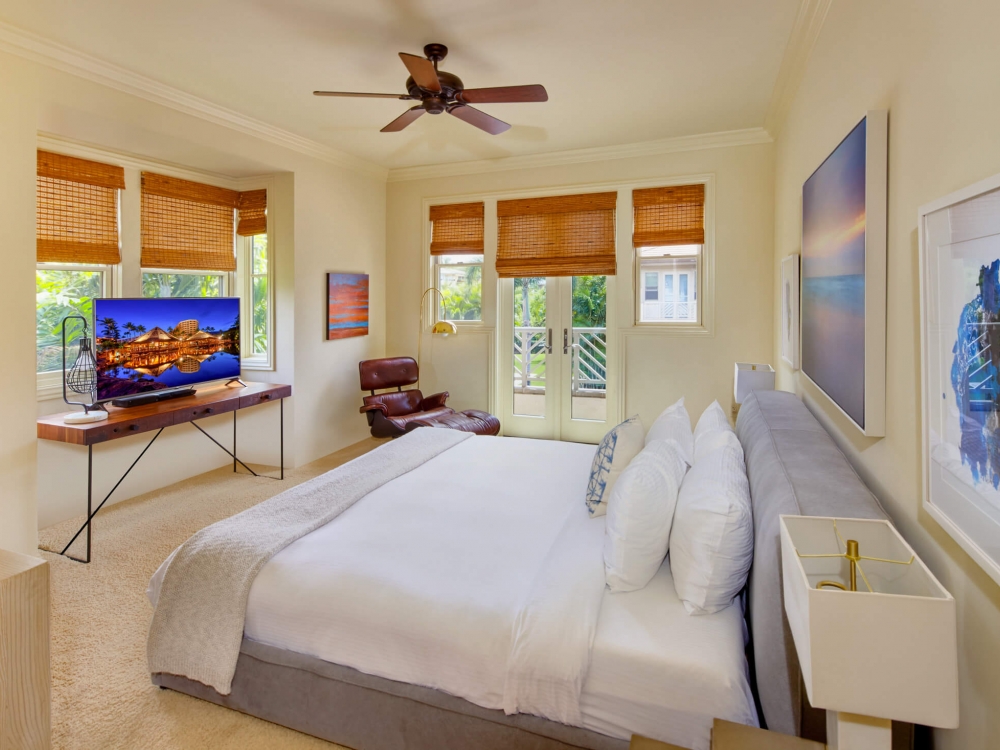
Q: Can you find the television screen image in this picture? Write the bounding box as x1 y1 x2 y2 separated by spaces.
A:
93 297 241 402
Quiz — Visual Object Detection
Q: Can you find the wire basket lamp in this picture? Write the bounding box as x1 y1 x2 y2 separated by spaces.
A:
62 314 109 424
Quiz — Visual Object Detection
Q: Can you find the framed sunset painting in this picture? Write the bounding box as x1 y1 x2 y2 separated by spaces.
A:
801 111 887 436
326 272 369 340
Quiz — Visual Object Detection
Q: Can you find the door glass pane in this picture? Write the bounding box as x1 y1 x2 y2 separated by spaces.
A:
513 277 546 417
570 275 607 422
644 272 658 301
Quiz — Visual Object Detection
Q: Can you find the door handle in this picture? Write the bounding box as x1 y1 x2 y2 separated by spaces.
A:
545 328 553 354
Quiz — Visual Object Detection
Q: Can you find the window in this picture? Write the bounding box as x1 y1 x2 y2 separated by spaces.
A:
36 150 123 382
633 184 705 326
638 246 700 322
244 234 270 358
644 272 658 301
430 202 484 324
36 264 109 374
436 254 483 322
141 271 226 298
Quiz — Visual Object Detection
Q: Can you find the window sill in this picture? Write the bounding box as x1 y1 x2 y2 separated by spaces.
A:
624 322 714 337
37 385 64 402
241 358 274 372
428 323 493 334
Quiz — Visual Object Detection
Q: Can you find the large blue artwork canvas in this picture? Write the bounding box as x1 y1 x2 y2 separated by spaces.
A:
802 118 868 428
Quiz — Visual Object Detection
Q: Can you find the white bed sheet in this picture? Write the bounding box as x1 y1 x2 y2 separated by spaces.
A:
234 434 755 749
580 561 757 750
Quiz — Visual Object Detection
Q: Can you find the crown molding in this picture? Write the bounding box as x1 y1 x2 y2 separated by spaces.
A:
386 127 772 183
0 21 388 182
763 0 832 138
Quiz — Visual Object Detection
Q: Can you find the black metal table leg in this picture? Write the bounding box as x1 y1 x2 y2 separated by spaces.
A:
233 410 237 473
280 397 284 481
55 428 164 563
86 445 92 563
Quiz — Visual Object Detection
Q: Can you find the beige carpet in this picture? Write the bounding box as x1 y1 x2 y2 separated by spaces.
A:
38 438 385 750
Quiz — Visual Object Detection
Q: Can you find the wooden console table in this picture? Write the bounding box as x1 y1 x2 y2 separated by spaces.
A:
37 382 291 563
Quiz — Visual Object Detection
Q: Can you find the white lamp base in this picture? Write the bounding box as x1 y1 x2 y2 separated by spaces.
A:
827 711 891 750
63 410 109 424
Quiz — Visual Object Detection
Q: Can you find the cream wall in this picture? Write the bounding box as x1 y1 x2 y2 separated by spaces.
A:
0 51 387 542
386 142 774 432
772 2 1000 747
0 54 41 555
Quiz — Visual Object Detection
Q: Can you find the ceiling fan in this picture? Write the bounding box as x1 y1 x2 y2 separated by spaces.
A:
313 43 548 135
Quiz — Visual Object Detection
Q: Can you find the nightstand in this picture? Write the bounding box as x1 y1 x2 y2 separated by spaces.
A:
630 719 825 750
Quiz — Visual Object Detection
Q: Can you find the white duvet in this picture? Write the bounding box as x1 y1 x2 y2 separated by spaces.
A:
150 434 756 748
247 435 606 723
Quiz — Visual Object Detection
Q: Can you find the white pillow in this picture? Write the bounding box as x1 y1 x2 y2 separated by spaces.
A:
693 400 742 463
644 397 694 465
669 443 753 614
604 439 689 592
585 415 645 517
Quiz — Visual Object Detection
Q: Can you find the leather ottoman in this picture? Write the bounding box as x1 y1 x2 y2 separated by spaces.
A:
406 409 501 436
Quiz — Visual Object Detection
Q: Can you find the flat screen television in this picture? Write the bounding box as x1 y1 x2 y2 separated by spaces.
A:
93 297 241 402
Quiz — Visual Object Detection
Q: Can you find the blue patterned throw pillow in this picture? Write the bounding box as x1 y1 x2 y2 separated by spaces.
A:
585 415 644 517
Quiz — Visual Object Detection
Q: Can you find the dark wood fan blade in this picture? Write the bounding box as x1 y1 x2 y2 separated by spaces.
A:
399 53 442 93
314 91 413 99
457 85 548 104
381 106 425 132
448 105 510 135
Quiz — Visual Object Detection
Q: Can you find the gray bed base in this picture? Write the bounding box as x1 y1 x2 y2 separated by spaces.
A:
154 638 628 750
154 390 891 748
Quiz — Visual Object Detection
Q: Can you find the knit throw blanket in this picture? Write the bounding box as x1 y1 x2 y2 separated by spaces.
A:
147 428 472 694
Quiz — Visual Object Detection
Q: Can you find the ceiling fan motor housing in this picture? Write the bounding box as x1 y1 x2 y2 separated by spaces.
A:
406 70 465 114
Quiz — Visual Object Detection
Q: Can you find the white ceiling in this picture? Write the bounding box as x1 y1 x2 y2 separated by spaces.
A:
1 0 802 170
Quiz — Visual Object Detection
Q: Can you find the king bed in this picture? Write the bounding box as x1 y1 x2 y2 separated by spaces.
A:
147 391 888 750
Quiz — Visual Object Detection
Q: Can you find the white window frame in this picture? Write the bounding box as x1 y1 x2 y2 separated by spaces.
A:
433 253 484 325
634 244 705 328
36 262 115 398
238 233 274 370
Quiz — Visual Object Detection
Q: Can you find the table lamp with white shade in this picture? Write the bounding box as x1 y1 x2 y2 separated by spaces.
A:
734 362 775 404
779 515 959 750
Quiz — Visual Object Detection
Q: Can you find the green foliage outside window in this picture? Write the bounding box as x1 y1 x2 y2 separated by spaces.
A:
36 269 103 373
141 272 223 298
438 258 482 321
251 235 268 354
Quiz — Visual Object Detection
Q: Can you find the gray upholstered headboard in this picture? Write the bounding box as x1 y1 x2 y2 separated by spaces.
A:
735 390 888 736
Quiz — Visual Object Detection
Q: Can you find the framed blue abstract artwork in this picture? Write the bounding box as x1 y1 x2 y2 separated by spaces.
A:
921 172 1000 587
800 111 887 436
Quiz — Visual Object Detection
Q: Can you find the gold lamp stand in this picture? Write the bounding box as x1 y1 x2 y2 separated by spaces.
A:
416 287 458 387
796 520 914 593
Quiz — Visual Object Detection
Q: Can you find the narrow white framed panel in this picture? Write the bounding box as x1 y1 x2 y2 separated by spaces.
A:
800 110 887 436
920 170 1000 587
780 253 800 369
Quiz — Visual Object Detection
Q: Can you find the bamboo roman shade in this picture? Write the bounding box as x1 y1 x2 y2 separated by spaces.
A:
496 192 617 278
237 189 267 236
37 150 125 264
429 202 484 255
141 172 239 272
632 184 705 247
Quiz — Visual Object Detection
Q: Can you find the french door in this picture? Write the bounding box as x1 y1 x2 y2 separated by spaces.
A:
499 275 614 443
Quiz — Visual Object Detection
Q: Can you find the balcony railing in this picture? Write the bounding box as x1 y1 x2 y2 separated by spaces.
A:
513 326 606 395
642 300 697 322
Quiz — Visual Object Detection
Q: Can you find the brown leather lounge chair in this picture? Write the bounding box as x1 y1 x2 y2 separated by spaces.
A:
359 357 501 438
